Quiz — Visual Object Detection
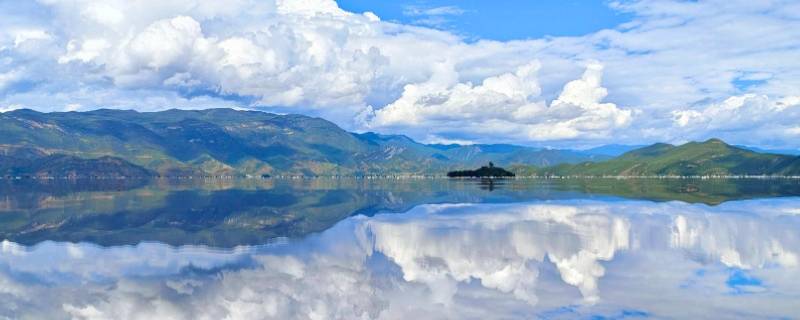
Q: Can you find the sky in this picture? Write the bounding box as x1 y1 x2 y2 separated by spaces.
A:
1 0 800 149
336 0 632 40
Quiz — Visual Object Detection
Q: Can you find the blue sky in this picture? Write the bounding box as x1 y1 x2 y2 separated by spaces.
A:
337 0 631 40
1 0 800 148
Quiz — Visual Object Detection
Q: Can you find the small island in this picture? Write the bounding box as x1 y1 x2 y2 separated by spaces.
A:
447 162 515 178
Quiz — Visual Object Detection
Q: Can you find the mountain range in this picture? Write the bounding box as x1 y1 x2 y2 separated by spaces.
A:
0 108 606 177
514 139 800 176
2 109 799 178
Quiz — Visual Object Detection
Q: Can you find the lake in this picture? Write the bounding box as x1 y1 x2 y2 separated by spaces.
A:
1 178 799 319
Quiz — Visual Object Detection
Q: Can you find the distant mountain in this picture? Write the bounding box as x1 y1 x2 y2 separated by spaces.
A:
514 139 800 176
431 143 609 167
581 144 645 157
0 109 602 177
736 145 800 156
355 132 609 169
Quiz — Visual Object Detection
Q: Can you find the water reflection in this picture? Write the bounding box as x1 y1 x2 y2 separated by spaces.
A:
2 178 800 246
1 198 798 319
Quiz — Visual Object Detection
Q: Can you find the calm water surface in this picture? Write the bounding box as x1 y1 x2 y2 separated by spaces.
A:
0 179 799 319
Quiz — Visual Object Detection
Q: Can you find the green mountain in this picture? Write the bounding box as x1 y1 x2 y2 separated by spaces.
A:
515 139 800 176
0 108 602 177
1 154 153 179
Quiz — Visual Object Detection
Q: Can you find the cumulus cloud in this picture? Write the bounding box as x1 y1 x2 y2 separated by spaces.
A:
361 61 632 143
1 0 800 146
51 1 392 110
2 0 402 120
662 94 800 146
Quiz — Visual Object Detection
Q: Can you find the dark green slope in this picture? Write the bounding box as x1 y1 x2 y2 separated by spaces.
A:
1 109 600 177
1 108 375 176
0 145 153 178
2 155 153 178
516 139 800 176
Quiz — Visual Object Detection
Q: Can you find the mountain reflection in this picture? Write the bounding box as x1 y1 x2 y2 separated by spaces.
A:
1 199 798 319
2 178 800 246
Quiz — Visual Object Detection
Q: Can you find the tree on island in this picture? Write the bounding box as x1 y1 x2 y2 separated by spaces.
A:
447 162 515 178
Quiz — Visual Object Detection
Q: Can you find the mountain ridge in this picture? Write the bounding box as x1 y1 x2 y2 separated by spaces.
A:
514 139 800 177
5 109 797 178
0 108 603 177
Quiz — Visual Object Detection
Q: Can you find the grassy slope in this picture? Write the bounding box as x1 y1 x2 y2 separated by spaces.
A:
514 139 800 176
0 109 382 176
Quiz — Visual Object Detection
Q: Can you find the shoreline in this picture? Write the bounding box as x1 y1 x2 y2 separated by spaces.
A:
3 175 800 181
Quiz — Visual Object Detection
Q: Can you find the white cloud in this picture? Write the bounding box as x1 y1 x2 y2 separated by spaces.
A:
126 16 205 70
0 70 21 91
275 0 343 16
662 94 800 147
362 61 632 143
80 3 125 26
12 29 50 48
0 0 800 146
401 5 465 29
7 0 400 117
0 104 22 113
58 39 111 64
403 6 465 17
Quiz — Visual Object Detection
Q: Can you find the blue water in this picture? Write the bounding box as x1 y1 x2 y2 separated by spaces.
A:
0 179 798 319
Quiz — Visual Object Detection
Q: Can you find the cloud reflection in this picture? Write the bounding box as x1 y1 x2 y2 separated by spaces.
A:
0 199 799 319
